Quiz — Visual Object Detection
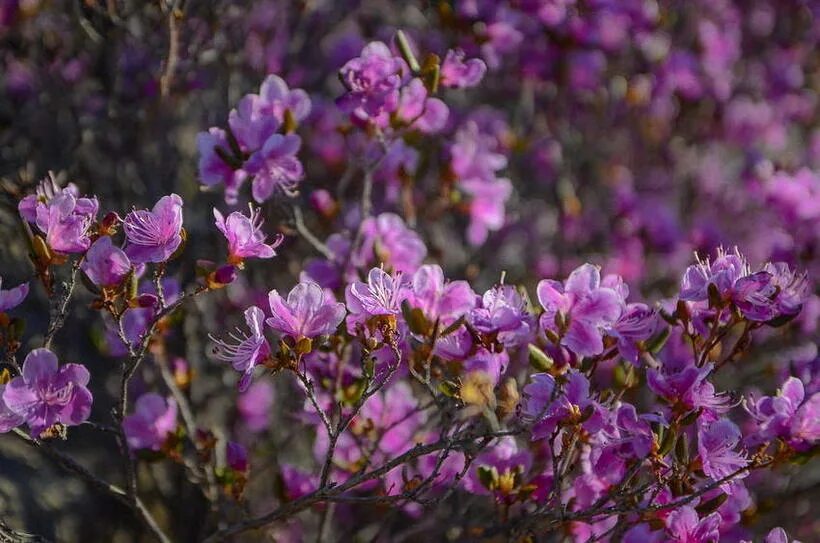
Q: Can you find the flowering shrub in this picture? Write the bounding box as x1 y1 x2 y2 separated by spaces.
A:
0 1 817 542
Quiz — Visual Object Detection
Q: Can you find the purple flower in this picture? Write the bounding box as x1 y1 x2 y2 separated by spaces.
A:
122 393 177 451
228 93 279 152
0 385 25 433
665 506 721 543
2 348 92 436
463 437 532 498
522 371 604 440
763 262 809 317
211 306 271 391
406 265 476 325
81 236 131 288
680 248 749 302
697 419 748 483
537 264 623 357
648 360 729 417
214 205 283 264
245 134 304 202
123 194 184 264
440 49 487 89
0 276 29 312
336 41 404 127
28 191 99 254
257 74 311 123
266 281 346 339
346 267 407 319
395 78 449 134
460 177 513 246
607 303 658 365
197 127 245 205
469 284 533 347
746 376 820 450
237 381 274 432
354 213 427 274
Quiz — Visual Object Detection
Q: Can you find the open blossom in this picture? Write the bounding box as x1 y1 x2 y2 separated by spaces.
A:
266 281 346 339
346 267 407 319
522 371 604 440
469 284 533 347
0 276 29 312
2 348 92 436
211 306 270 391
395 78 449 134
697 419 748 483
81 236 131 287
406 264 476 325
123 194 184 264
257 74 311 123
440 49 487 89
214 205 283 264
607 303 658 365
244 133 304 202
648 359 730 418
336 41 404 126
537 264 623 357
238 381 274 433
29 191 98 254
665 506 721 543
123 393 177 451
354 213 427 274
742 527 801 543
745 376 820 450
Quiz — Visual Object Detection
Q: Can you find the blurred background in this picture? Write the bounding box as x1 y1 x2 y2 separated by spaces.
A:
0 0 818 541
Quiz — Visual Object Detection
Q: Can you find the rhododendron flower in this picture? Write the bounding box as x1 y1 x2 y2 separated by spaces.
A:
460 177 513 246
244 133 304 202
395 78 449 134
680 248 749 302
537 264 623 357
81 236 131 287
463 437 531 498
228 93 279 152
648 359 730 417
742 527 801 543
123 393 177 451
123 194 184 264
226 441 249 472
0 276 29 312
406 264 476 325
697 419 748 484
26 191 99 254
607 303 658 365
469 284 533 347
522 371 604 440
2 348 92 436
440 49 487 89
354 213 427 274
665 506 721 543
745 376 820 450
211 306 270 391
214 205 283 264
266 281 346 339
346 267 407 319
257 74 311 123
336 41 404 126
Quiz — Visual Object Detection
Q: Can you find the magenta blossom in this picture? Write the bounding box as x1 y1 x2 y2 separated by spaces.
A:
537 264 623 357
0 385 25 433
697 419 748 485
2 348 92 436
237 381 274 433
336 41 404 127
257 74 311 123
745 376 820 451
214 205 283 264
123 194 184 264
28 191 99 254
354 213 427 274
665 506 721 543
522 371 605 440
469 284 533 347
440 49 487 89
244 133 304 202
346 267 407 319
211 306 271 391
266 281 346 339
81 236 131 288
406 264 476 326
123 393 178 451
0 276 29 312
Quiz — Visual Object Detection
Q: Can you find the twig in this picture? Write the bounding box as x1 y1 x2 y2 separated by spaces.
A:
292 204 333 259
43 259 81 350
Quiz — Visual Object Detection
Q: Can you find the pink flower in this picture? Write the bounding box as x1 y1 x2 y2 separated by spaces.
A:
214 205 283 264
244 133 304 202
32 192 99 254
123 194 184 264
81 236 131 287
123 393 178 451
211 306 270 391
267 281 346 339
2 348 92 437
440 49 486 89
665 506 721 543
